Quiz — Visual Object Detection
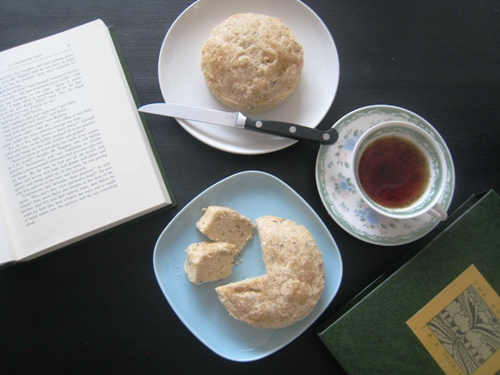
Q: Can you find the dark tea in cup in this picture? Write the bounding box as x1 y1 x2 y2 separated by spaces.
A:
357 135 430 208
351 121 448 221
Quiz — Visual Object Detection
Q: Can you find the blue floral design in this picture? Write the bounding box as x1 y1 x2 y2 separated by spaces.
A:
334 131 362 168
354 206 381 227
344 135 359 152
338 175 354 193
333 173 355 197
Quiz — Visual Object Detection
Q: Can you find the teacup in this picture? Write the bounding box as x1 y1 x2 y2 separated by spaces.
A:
351 121 448 221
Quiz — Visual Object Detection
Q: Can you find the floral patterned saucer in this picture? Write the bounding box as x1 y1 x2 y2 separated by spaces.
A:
315 105 455 246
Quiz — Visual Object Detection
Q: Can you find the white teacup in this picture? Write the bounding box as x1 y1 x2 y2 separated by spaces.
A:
351 121 448 221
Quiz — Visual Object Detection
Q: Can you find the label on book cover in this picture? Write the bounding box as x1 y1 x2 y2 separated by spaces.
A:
406 264 500 375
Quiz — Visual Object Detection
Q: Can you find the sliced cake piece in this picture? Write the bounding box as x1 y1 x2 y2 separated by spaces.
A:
196 206 255 253
184 241 238 284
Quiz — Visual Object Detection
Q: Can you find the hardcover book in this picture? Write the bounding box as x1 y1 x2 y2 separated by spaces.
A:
0 20 175 265
318 190 500 375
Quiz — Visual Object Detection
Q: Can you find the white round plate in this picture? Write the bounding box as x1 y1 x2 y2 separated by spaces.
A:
315 105 455 246
158 0 339 154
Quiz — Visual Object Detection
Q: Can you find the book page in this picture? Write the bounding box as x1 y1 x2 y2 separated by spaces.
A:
0 202 16 264
0 20 170 261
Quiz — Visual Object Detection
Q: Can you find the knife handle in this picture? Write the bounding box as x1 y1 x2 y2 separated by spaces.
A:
244 118 338 144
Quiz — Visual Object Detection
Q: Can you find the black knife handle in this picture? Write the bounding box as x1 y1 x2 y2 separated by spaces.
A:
244 118 338 144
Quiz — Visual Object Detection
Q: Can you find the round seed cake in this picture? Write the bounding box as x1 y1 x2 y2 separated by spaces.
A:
201 13 304 114
215 216 325 329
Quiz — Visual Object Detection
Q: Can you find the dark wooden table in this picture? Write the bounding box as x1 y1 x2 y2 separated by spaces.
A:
1 1 499 374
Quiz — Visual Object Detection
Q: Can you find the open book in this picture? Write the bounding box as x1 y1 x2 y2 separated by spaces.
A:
0 20 175 265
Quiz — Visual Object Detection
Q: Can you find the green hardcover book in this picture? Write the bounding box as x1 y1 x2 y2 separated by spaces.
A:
318 190 500 375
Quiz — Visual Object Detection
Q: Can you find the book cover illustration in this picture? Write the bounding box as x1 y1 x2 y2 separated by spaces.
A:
407 264 500 375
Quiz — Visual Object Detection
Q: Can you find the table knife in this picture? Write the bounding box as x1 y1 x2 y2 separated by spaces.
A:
138 103 338 144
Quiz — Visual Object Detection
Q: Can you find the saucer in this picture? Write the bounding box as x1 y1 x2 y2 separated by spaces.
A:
315 105 455 246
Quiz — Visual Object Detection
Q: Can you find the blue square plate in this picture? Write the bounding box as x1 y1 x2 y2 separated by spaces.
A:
153 171 343 361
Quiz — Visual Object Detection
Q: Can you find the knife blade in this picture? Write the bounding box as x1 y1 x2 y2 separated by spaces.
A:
138 103 338 145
